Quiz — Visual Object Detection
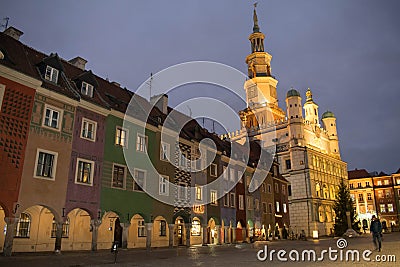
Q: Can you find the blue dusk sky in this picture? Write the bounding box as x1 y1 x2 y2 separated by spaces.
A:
1 0 400 174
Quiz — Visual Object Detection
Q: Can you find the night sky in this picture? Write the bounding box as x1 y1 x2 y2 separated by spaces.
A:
2 0 399 174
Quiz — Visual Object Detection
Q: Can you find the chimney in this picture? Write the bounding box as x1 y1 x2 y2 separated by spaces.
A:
111 81 120 87
69 56 87 70
150 94 168 114
3 27 23 41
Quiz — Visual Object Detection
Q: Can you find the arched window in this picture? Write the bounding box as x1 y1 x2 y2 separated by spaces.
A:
315 183 321 197
191 218 201 236
51 217 70 238
15 212 31 238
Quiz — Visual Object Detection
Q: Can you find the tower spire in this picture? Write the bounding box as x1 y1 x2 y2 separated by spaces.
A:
253 2 260 33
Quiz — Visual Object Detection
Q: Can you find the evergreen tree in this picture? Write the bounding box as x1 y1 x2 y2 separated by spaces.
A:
333 179 360 236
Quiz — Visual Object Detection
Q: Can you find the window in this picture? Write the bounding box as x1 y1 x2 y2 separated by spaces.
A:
268 203 273 213
136 134 147 152
159 220 167 236
358 194 364 201
288 185 292 196
51 217 69 238
230 193 235 207
282 185 286 195
44 106 60 129
160 142 170 161
34 149 57 179
239 195 244 210
179 151 188 168
81 81 94 97
283 203 287 213
210 190 218 205
396 178 400 185
380 204 386 213
276 201 280 213
191 219 201 236
262 202 267 214
159 175 169 196
138 220 146 237
115 127 127 147
285 159 291 170
112 164 125 189
210 163 217 177
195 185 202 200
377 181 382 186
224 193 229 207
45 65 59 83
178 183 187 200
357 182 362 188
267 184 272 193
230 168 235 182
247 196 253 210
81 118 96 141
350 183 354 189
75 158 94 185
14 213 31 238
366 181 370 187
384 180 389 185
388 203 394 212
367 193 372 200
134 169 145 191
254 199 259 211
275 183 279 193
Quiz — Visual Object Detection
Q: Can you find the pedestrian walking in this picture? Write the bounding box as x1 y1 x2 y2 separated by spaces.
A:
370 215 382 251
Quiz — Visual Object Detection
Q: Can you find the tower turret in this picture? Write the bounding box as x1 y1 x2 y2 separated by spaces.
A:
322 111 340 157
243 3 285 121
286 88 304 146
286 88 302 120
303 88 319 125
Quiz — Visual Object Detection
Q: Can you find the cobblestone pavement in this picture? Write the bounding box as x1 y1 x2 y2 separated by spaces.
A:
1 233 399 267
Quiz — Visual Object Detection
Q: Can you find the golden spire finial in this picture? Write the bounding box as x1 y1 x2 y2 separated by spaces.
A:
253 2 260 33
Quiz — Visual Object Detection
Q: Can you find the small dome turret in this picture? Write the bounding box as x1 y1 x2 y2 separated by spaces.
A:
286 88 300 98
322 111 335 119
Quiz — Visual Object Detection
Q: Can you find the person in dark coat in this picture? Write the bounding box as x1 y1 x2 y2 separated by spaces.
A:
370 215 382 251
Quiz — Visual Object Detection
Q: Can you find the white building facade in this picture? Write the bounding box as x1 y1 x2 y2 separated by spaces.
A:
228 6 348 237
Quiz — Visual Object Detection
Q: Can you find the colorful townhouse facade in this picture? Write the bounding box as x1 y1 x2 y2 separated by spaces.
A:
349 169 400 231
0 21 290 256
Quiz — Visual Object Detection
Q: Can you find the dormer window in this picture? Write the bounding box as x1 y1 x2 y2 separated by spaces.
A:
45 65 59 83
81 81 94 97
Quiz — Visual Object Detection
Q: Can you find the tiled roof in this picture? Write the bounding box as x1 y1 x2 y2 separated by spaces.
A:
348 169 370 179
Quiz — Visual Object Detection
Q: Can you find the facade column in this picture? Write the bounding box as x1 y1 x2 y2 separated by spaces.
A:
3 217 17 256
168 224 174 248
215 225 221 244
225 226 230 243
90 219 101 251
145 223 153 250
54 221 63 253
121 223 130 249
185 224 191 247
202 225 208 245
232 227 236 243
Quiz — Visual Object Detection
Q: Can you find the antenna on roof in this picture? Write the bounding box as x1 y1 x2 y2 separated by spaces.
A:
1 17 9 30
146 72 153 100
